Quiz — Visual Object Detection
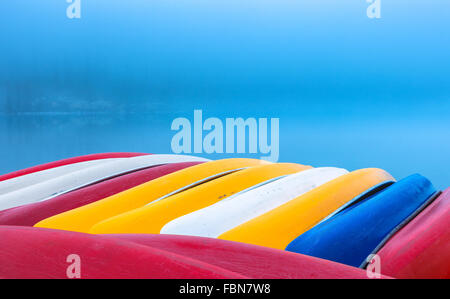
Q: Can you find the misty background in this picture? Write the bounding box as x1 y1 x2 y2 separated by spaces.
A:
0 0 449 188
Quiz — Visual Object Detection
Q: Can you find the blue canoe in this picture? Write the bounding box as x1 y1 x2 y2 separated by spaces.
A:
285 174 437 267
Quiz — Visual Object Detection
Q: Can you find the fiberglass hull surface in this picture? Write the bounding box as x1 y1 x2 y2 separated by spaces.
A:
0 162 203 226
0 226 245 279
161 167 348 238
108 234 388 279
377 188 450 279
218 168 395 250
34 158 271 233
0 154 209 211
89 163 309 234
285 174 437 268
0 158 123 196
0 152 147 182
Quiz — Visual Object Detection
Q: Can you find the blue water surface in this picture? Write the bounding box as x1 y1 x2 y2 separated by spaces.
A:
0 1 449 188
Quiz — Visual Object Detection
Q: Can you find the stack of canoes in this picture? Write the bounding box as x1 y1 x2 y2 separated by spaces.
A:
0 153 448 279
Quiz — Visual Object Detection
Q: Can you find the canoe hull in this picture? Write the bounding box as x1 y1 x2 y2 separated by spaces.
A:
0 226 244 279
0 162 202 226
0 154 209 211
34 158 270 233
286 174 437 268
0 152 147 182
378 188 450 279
109 234 389 279
161 167 348 238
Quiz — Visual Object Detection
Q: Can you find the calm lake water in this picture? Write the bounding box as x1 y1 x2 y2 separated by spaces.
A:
1 1 449 189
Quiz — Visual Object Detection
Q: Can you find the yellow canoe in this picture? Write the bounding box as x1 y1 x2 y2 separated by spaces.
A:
90 163 311 234
35 158 272 233
219 168 395 250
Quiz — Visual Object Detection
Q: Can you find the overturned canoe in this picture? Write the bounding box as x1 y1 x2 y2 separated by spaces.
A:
0 226 245 279
90 163 309 234
0 152 147 183
0 158 121 196
35 158 270 233
219 168 394 249
161 167 348 238
286 174 437 268
108 234 389 279
0 162 203 226
377 188 450 279
0 154 208 211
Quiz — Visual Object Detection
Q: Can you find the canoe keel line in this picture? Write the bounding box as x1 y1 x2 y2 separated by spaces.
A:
0 153 447 279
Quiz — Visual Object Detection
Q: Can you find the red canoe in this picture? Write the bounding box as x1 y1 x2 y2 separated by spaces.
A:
0 162 202 226
109 234 388 279
0 152 148 182
378 188 450 279
0 226 245 279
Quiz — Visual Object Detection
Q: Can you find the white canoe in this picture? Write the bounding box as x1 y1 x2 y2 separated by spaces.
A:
161 167 348 238
0 158 122 195
0 155 209 211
